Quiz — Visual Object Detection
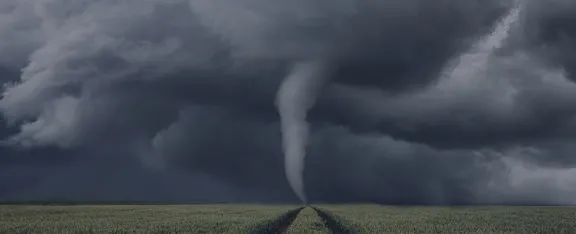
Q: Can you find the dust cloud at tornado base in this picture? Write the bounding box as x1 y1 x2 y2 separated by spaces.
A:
1 0 576 204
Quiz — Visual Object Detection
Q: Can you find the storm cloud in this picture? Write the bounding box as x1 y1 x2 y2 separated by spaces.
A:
1 0 576 205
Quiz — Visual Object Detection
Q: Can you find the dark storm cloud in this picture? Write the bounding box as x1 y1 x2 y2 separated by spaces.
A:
149 108 576 204
314 71 576 151
520 0 576 80
1 0 576 205
0 150 291 202
331 1 508 90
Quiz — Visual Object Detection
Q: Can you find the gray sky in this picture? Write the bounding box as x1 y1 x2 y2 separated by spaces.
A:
1 0 576 205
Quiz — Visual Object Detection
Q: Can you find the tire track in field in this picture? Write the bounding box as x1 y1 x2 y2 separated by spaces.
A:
312 207 355 234
252 207 304 234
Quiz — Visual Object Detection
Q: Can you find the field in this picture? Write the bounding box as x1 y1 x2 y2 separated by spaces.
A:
317 205 576 234
1 204 575 233
0 204 299 233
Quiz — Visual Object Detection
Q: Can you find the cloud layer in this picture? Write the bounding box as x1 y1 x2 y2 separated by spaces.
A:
1 0 576 204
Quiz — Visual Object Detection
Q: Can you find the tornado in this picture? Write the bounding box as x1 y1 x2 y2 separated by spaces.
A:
276 60 332 203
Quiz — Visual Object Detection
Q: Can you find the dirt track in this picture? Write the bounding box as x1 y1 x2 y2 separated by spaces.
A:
254 206 354 234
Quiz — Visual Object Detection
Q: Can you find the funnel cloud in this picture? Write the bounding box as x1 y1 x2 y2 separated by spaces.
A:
1 0 576 205
277 60 331 203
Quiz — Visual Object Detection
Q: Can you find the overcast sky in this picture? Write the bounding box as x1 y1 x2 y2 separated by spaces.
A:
1 0 576 205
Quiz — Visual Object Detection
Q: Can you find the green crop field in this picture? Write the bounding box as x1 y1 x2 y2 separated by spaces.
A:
285 206 329 234
1 204 575 233
317 205 576 234
0 204 298 233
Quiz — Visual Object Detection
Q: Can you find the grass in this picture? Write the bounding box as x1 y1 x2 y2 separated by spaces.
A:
317 205 576 233
2 204 576 233
251 206 304 234
285 207 329 234
0 204 298 234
